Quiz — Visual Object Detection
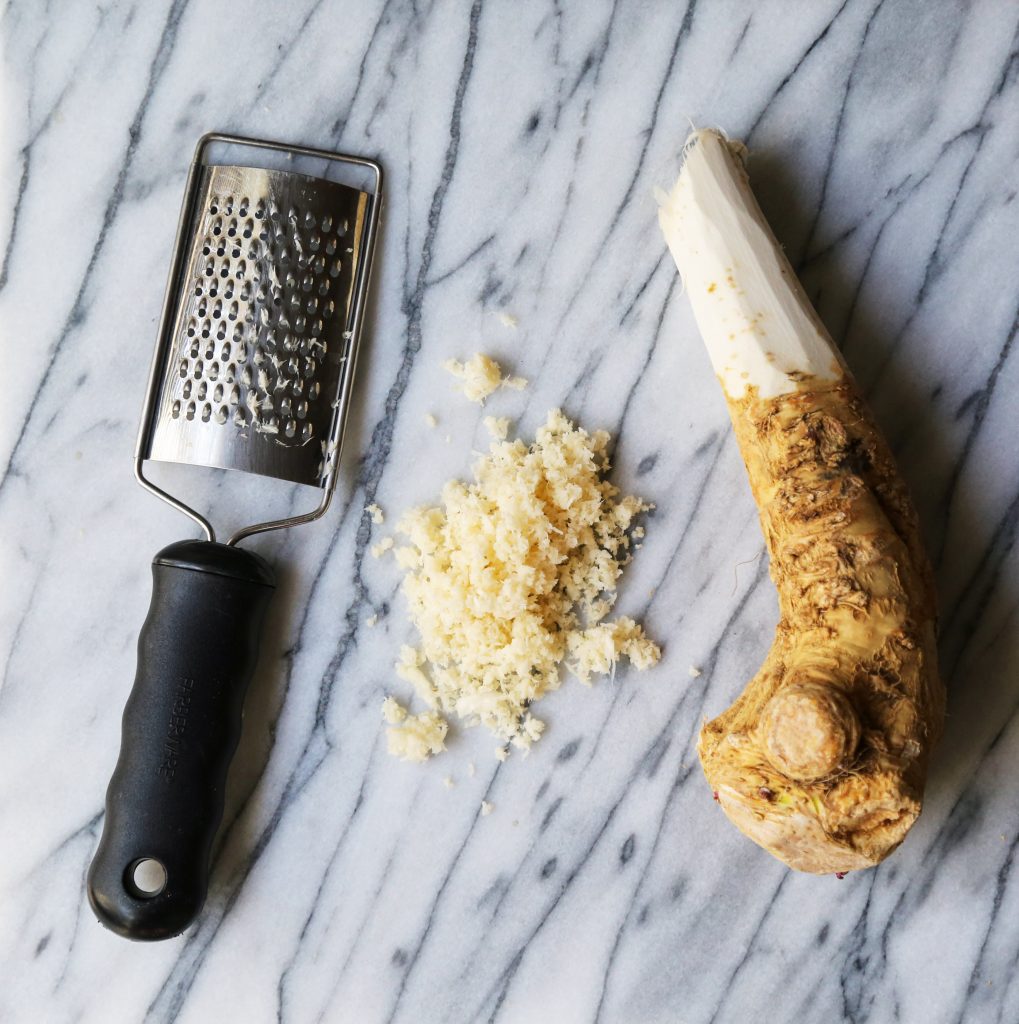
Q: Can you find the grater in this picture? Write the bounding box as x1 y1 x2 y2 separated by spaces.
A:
87 134 382 941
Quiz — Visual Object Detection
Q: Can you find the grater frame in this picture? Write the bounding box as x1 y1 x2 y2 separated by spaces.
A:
135 133 382 546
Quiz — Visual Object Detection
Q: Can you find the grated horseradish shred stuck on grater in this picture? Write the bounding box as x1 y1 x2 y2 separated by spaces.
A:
87 134 382 941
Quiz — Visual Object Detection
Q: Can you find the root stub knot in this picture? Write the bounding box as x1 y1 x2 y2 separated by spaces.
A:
760 681 861 782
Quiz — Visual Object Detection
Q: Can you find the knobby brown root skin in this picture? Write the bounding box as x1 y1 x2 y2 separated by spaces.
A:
698 376 945 874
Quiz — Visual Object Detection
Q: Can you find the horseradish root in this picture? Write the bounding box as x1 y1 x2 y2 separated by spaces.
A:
658 130 944 873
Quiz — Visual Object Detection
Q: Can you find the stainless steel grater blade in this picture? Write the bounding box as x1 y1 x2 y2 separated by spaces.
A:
88 133 383 942
137 133 382 544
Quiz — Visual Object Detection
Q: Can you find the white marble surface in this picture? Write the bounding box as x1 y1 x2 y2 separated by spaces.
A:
2 1 1019 1021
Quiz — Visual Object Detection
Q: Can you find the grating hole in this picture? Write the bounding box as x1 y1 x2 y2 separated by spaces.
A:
234 408 247 427
309 232 321 252
308 381 320 400
196 381 207 401
201 403 212 422
323 301 335 318
285 418 297 438
329 260 341 278
229 384 240 405
178 359 188 379
185 401 196 421
171 400 181 419
301 273 313 293
210 202 219 215
296 400 308 419
325 237 337 255
194 360 204 379
182 380 192 399
215 405 228 425
213 383 224 403
306 297 318 315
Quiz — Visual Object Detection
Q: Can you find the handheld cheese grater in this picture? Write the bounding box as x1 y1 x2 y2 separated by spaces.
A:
87 134 382 941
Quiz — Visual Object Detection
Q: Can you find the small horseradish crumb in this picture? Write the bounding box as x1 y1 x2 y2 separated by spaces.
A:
386 710 448 762
444 353 528 404
483 416 510 441
371 537 394 558
381 697 407 724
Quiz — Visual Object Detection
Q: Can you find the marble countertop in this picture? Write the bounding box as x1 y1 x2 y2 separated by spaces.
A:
3 2 1019 1021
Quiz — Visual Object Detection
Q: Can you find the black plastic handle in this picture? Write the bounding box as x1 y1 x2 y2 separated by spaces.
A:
87 540 275 940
